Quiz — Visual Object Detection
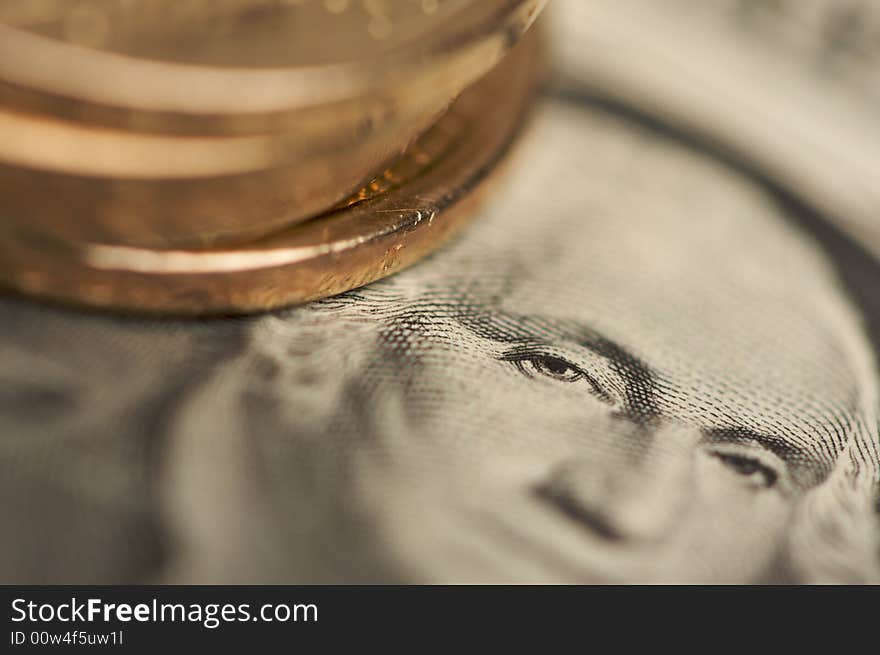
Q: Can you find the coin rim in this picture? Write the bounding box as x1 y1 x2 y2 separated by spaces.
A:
0 0 546 115
0 28 544 316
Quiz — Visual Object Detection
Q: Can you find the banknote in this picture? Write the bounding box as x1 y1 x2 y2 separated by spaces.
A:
0 0 878 584
555 0 880 259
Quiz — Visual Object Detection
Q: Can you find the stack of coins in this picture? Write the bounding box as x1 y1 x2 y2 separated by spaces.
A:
0 0 546 315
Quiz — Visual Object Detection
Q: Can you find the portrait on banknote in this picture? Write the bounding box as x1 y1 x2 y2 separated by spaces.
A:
2 96 877 583
0 0 877 586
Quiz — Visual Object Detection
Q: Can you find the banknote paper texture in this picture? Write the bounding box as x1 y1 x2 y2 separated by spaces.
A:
556 0 880 260
0 0 878 584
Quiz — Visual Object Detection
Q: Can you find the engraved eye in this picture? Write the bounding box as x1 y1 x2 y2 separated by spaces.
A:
711 451 779 488
505 353 584 383
518 355 583 382
502 351 614 403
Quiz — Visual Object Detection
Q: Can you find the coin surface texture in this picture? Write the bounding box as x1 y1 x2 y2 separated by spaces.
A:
0 27 544 315
0 1 547 247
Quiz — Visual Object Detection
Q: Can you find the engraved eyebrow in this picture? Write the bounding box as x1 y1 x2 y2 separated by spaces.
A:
453 308 660 420
452 306 832 485
702 426 828 478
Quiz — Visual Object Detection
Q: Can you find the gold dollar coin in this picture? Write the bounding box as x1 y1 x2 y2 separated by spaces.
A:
0 27 544 315
0 1 546 248
2 0 477 67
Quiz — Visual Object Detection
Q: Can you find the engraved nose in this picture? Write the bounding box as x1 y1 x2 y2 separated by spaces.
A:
537 423 697 542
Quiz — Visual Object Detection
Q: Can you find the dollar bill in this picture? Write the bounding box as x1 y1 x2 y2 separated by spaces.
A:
555 0 880 260
0 0 878 584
